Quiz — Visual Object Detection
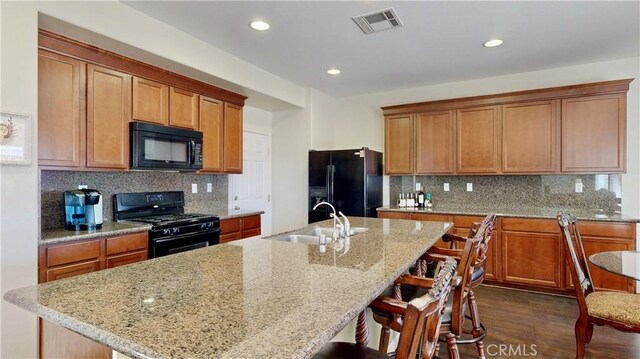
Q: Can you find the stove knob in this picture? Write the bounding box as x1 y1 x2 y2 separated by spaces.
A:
172 228 180 235
163 229 170 236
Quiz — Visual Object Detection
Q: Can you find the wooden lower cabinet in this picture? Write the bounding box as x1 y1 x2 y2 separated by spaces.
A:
220 214 262 243
377 210 636 293
502 230 562 288
38 231 148 359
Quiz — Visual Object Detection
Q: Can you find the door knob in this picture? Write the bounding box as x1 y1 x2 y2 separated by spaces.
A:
234 205 240 210
234 196 238 200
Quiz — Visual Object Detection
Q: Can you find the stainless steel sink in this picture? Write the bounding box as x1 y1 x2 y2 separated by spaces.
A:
268 227 368 245
301 226 368 237
278 234 323 244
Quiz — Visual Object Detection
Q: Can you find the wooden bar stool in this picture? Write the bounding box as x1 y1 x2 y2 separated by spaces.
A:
314 257 458 359
371 235 482 358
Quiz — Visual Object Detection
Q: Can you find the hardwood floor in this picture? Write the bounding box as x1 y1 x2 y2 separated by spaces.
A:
453 285 640 358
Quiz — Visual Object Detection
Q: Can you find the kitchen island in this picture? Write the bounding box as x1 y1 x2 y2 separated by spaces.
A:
4 217 451 359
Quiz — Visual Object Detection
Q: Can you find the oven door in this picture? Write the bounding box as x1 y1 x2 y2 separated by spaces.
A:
131 122 203 171
150 229 220 258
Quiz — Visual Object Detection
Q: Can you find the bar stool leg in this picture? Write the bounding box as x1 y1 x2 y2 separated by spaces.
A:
355 310 369 346
467 289 486 358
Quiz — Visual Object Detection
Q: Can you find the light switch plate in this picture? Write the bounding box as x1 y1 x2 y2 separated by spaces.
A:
78 185 88 189
192 184 198 193
415 182 421 191
466 183 473 192
575 179 583 193
443 183 450 192
207 183 212 193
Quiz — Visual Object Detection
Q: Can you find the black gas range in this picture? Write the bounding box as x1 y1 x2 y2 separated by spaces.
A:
113 191 220 258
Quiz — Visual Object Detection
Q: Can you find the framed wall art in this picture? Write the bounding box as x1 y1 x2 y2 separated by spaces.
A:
0 111 32 165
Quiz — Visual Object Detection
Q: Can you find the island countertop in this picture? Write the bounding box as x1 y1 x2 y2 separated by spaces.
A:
4 217 451 359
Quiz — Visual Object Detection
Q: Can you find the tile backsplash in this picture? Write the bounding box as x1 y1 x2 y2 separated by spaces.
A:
41 170 228 230
390 174 621 214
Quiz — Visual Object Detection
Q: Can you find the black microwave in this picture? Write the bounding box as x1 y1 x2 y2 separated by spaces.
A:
130 122 203 171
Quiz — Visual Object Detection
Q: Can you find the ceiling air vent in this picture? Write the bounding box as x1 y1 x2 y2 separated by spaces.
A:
352 8 403 34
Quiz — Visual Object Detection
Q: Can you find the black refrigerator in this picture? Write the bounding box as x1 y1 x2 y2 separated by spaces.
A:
308 148 382 224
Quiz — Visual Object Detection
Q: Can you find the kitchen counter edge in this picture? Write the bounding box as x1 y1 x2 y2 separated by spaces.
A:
40 222 152 246
376 207 640 223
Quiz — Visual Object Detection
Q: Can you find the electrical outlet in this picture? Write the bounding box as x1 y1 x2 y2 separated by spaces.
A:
207 183 212 193
192 184 198 193
415 182 421 191
575 179 583 193
466 183 473 192
78 185 88 189
443 183 450 192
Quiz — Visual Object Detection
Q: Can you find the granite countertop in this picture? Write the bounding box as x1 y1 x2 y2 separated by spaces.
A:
215 209 265 220
40 222 152 245
377 206 640 223
5 217 451 359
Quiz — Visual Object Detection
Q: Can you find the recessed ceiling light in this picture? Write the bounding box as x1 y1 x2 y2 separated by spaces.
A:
327 68 341 75
250 21 270 31
483 39 503 48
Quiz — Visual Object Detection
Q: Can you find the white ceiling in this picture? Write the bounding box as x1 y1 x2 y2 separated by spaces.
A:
123 1 639 98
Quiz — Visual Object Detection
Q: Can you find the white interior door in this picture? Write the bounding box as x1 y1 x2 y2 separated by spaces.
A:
230 131 272 235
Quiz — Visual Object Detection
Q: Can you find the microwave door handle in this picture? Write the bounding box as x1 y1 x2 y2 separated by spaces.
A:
188 140 195 164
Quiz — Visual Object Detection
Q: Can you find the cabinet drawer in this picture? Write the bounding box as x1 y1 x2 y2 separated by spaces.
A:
453 215 484 229
106 232 148 256
45 260 101 282
220 219 241 234
377 211 411 220
106 250 148 268
411 213 451 222
242 215 261 230
242 228 261 238
220 232 241 243
46 240 102 267
577 221 635 239
502 218 558 234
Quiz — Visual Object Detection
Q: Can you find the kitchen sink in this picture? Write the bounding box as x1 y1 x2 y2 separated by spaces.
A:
269 226 368 245
301 226 368 237
278 234 324 244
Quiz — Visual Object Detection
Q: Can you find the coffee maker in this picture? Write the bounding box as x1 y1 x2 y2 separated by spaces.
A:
64 189 103 231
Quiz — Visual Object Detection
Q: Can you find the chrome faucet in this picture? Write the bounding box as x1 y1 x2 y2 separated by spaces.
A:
338 211 351 237
313 201 343 240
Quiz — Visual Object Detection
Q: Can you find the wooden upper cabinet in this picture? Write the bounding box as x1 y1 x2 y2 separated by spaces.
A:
502 100 560 173
200 96 224 172
86 64 131 169
223 103 243 173
384 115 414 174
562 94 626 173
169 87 199 130
132 77 169 125
415 111 455 174
456 106 501 173
38 50 85 167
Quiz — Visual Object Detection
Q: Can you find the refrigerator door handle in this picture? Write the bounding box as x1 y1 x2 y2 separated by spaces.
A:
330 165 335 203
326 165 331 203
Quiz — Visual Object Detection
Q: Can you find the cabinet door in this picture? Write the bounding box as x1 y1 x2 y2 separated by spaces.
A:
502 100 559 173
87 64 131 169
38 50 85 167
223 103 243 173
45 260 102 282
200 96 224 172
132 76 168 125
106 250 148 268
415 111 455 174
562 94 626 172
502 231 562 288
169 87 199 130
384 115 414 174
456 106 500 173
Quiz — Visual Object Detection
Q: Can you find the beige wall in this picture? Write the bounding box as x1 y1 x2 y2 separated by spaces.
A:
0 3 39 357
